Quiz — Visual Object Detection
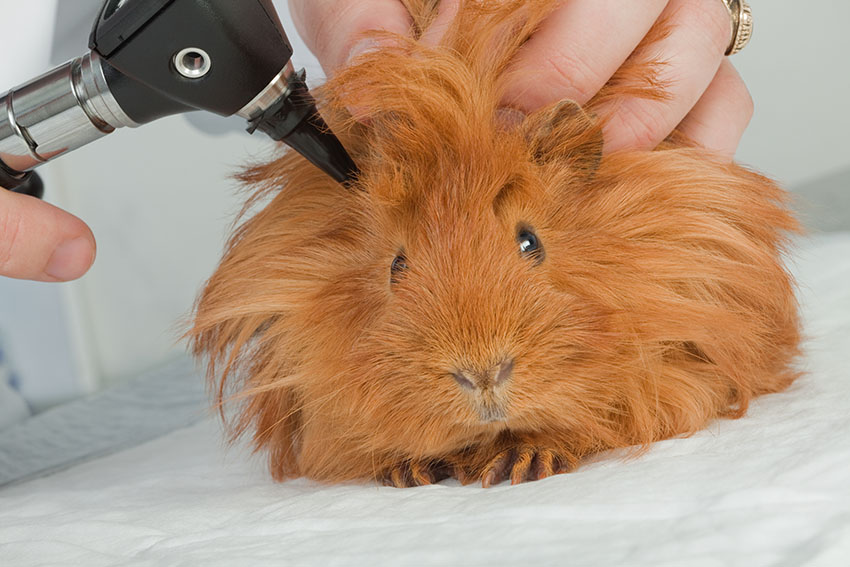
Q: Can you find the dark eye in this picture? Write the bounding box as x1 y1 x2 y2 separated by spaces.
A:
517 227 544 263
390 253 408 283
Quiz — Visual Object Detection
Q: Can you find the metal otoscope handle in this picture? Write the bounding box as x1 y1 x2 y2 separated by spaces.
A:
0 0 358 197
0 51 137 192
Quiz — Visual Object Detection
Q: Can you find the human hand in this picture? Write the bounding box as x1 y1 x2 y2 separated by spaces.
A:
0 187 96 281
289 0 752 158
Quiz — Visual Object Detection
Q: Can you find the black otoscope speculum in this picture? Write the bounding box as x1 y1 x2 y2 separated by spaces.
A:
0 0 358 198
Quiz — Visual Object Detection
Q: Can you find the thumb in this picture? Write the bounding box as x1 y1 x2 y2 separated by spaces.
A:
289 0 412 75
0 189 96 282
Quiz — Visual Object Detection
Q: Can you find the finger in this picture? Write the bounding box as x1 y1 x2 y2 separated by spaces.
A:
599 0 733 153
0 189 96 282
289 0 413 76
502 0 669 112
676 60 753 159
419 0 459 46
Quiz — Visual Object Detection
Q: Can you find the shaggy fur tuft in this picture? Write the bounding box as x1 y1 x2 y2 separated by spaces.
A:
189 0 801 486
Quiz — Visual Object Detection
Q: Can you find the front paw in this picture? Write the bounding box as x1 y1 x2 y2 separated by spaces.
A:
380 459 453 488
477 444 576 488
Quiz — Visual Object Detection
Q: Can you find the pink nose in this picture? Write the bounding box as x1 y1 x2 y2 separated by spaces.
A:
452 358 514 391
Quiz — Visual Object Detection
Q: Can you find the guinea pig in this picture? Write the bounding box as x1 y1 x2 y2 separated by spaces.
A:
189 0 801 488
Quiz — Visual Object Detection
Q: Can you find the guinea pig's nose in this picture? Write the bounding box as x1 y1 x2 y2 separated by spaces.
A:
453 358 514 390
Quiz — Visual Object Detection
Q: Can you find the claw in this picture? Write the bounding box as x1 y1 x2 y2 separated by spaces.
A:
533 448 556 481
510 444 535 485
481 449 513 488
390 466 406 488
409 461 434 486
382 459 450 488
480 445 573 487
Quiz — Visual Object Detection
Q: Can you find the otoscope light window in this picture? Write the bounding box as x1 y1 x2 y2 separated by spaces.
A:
174 48 212 79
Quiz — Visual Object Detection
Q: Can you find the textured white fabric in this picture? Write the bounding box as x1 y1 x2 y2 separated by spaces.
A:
0 380 29 433
0 357 206 486
0 233 848 567
0 342 29 432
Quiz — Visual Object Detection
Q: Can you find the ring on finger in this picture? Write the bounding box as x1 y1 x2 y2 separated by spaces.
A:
721 0 753 56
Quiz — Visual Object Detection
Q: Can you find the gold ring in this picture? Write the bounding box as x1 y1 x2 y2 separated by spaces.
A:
722 0 753 56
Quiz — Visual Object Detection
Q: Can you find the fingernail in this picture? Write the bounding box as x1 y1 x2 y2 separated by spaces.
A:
347 39 380 66
45 237 93 281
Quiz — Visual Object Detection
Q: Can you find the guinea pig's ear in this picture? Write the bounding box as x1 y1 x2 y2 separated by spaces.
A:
523 100 603 180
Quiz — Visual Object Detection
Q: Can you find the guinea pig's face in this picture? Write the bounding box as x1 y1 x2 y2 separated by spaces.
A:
317 101 611 460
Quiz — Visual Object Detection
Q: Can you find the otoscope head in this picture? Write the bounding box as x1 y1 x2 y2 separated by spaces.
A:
245 69 358 185
1 0 358 196
89 0 358 184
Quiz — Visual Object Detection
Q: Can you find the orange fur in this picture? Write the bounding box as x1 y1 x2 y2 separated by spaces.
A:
189 0 801 486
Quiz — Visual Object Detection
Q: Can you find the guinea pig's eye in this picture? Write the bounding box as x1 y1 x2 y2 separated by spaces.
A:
390 253 408 283
517 227 544 263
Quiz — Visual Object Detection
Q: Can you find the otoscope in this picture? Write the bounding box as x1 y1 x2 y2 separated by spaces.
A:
0 0 358 199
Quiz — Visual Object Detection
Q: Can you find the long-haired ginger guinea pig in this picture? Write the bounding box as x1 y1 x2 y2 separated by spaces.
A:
189 0 801 488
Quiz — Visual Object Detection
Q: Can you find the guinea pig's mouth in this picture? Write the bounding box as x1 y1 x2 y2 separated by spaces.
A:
476 402 508 423
451 358 514 424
